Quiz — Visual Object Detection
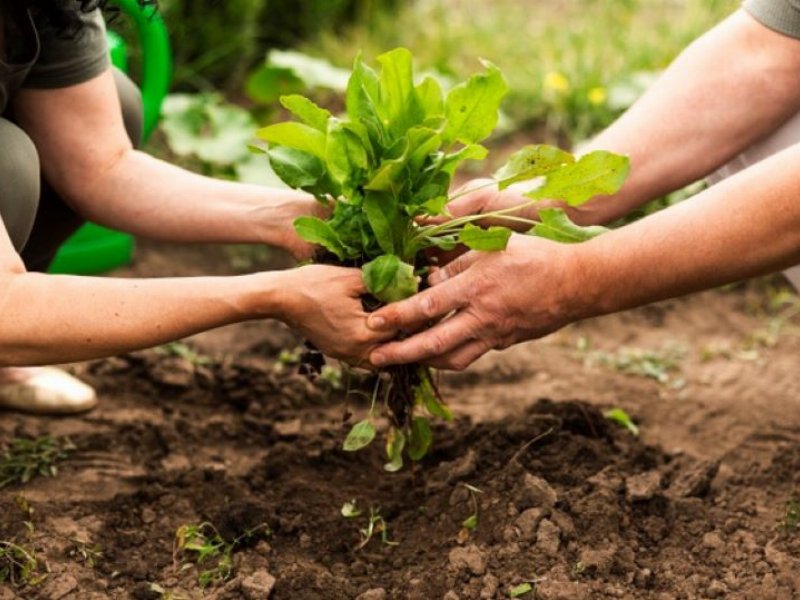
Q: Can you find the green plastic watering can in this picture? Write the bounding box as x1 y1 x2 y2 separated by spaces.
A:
48 0 171 274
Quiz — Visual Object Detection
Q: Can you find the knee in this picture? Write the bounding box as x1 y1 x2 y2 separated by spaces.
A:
0 120 40 252
113 68 144 149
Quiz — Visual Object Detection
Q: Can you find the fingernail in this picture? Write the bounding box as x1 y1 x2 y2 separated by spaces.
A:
372 352 386 366
368 315 386 330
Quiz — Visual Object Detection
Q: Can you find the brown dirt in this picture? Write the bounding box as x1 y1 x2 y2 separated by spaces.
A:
1 240 799 600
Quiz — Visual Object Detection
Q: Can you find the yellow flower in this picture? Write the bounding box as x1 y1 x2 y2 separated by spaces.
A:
544 71 570 93
588 86 607 105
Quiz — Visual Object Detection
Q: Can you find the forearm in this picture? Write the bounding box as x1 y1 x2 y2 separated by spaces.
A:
571 142 800 319
68 150 305 247
0 271 284 366
573 10 800 225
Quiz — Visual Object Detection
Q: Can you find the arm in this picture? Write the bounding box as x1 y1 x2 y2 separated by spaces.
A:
13 71 320 259
448 9 800 226
0 227 379 366
367 141 800 370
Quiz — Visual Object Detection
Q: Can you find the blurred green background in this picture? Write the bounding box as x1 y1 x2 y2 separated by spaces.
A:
113 0 739 180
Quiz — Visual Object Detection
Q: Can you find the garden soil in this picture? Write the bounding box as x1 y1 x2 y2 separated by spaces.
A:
1 240 799 600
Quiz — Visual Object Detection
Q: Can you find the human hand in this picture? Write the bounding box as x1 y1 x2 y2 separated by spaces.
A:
261 189 329 261
446 178 542 231
366 235 587 370
277 265 393 365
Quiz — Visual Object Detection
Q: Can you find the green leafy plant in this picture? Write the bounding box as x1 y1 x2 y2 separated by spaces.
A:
0 436 74 489
173 522 269 588
256 48 629 468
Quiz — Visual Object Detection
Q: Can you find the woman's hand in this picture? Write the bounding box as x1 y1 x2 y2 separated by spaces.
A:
276 265 394 365
259 189 330 261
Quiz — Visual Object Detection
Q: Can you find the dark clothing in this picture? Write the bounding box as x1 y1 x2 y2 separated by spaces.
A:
0 5 109 115
745 0 800 39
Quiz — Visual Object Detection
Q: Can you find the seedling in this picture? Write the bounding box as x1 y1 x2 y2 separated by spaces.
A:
156 341 211 366
581 343 686 387
604 408 639 436
0 540 47 588
341 499 363 518
0 436 74 489
779 498 799 535
508 582 534 598
174 522 269 588
355 507 397 550
68 538 102 569
258 47 629 467
458 483 483 541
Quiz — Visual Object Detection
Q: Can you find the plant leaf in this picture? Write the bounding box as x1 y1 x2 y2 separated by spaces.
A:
364 192 404 255
377 48 426 141
326 121 370 192
494 144 575 190
384 427 406 472
345 55 385 147
509 583 534 598
343 420 376 451
439 144 489 176
407 416 433 461
266 146 324 189
458 222 512 251
256 122 327 160
529 208 609 243
526 151 630 206
362 255 419 303
443 60 508 145
415 76 445 121
293 216 347 260
279 94 332 132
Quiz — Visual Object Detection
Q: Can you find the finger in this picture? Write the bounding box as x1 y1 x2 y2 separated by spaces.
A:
446 178 496 217
428 251 481 286
366 277 466 332
370 311 479 367
426 337 494 371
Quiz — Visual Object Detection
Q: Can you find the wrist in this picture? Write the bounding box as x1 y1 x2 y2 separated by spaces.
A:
255 191 318 249
235 271 288 320
557 240 609 323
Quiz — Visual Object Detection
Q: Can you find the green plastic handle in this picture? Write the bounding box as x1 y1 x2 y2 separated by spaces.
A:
112 0 172 140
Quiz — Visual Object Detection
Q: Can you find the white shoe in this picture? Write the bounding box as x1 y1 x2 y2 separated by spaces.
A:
0 367 97 415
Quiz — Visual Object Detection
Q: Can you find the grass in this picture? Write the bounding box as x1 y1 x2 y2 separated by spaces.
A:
0 437 74 489
303 0 738 141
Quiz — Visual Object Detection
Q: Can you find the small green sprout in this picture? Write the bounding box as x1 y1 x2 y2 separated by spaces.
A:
461 483 484 533
604 408 640 436
174 522 269 588
0 437 74 489
509 582 533 597
156 341 211 365
356 508 398 550
68 538 102 569
779 498 799 535
341 500 363 518
0 540 47 588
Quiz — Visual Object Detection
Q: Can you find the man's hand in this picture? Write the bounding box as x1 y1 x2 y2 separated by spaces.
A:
366 235 585 370
278 265 393 365
446 179 540 230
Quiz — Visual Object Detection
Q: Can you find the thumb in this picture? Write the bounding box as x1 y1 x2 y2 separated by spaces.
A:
428 251 481 285
447 178 497 218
